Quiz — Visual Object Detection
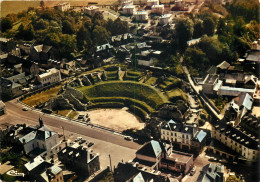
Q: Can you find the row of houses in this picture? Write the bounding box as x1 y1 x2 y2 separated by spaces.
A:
114 140 225 181
0 119 100 181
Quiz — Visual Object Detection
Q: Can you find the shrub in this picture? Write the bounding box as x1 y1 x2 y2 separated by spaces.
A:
129 105 147 121
90 97 154 113
105 66 118 71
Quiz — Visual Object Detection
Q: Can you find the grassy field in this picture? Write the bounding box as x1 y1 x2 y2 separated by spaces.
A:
22 85 61 106
78 81 168 109
1 0 118 18
53 110 71 117
166 88 187 103
1 1 40 17
68 111 78 119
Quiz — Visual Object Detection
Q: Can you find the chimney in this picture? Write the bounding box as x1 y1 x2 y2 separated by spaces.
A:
39 117 44 127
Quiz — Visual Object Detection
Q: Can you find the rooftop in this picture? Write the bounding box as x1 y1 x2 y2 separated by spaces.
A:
204 74 218 85
39 68 60 79
25 156 45 171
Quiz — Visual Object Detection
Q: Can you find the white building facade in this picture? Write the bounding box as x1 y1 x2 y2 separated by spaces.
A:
37 68 61 86
134 11 148 22
122 5 136 15
151 5 164 14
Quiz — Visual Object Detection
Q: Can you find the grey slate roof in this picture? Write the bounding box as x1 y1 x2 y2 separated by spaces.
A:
136 140 162 158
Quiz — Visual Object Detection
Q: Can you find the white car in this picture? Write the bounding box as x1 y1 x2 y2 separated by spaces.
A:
75 137 82 142
124 136 133 141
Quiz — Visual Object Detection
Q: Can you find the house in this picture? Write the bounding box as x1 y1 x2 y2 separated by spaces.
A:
216 61 230 74
55 2 70 11
175 0 185 9
22 61 40 75
37 68 61 87
211 121 259 162
25 156 64 182
159 14 172 25
202 74 219 95
0 37 13 52
136 50 157 67
60 61 76 76
114 162 171 182
134 11 148 22
146 0 159 7
228 93 253 124
111 33 134 46
122 0 133 6
114 162 170 182
0 72 32 98
136 140 194 175
94 43 114 59
0 101 6 115
30 44 53 63
151 5 164 14
197 163 225 182
13 63 23 74
122 5 136 15
161 120 207 152
58 143 100 176
84 6 100 16
18 118 60 156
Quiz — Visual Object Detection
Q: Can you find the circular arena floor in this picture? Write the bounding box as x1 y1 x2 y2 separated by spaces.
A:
86 107 145 132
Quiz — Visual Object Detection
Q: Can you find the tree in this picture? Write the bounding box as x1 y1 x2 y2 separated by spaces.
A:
203 17 215 36
34 18 49 30
174 18 194 53
232 37 250 57
40 0 45 9
193 21 204 38
92 25 110 45
0 18 12 32
62 20 75 34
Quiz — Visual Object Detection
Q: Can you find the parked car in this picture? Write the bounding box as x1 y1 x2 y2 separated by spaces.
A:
79 139 86 144
22 107 28 111
124 136 133 141
78 115 87 121
75 137 82 142
88 142 94 147
190 166 196 176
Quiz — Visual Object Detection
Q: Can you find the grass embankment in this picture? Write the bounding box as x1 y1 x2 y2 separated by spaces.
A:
22 85 61 107
78 81 167 109
53 110 71 117
167 88 188 103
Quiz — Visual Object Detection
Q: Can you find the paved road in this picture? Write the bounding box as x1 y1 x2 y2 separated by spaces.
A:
2 100 141 150
183 66 224 120
0 100 142 169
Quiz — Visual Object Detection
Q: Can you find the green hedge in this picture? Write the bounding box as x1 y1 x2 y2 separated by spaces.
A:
129 105 147 121
105 66 118 71
78 81 166 109
90 97 154 113
87 102 125 110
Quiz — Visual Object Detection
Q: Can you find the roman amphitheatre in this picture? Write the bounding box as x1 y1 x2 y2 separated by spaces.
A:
22 65 187 131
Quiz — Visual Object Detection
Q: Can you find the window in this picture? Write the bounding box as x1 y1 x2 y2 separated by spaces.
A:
225 137 227 140
171 133 173 136
186 135 189 139
175 133 177 136
182 134 184 138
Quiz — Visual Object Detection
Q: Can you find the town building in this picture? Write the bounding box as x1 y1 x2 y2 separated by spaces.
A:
135 140 194 175
94 43 115 59
228 93 253 125
60 61 76 76
18 118 60 156
211 121 259 162
134 11 149 22
55 2 70 11
175 0 185 9
146 0 159 6
0 72 32 98
151 4 164 14
161 120 207 152
58 143 100 176
122 5 136 15
197 163 225 182
114 162 171 182
84 6 100 16
25 156 64 182
30 44 53 63
37 68 61 87
121 0 133 6
159 14 172 25
0 100 6 115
